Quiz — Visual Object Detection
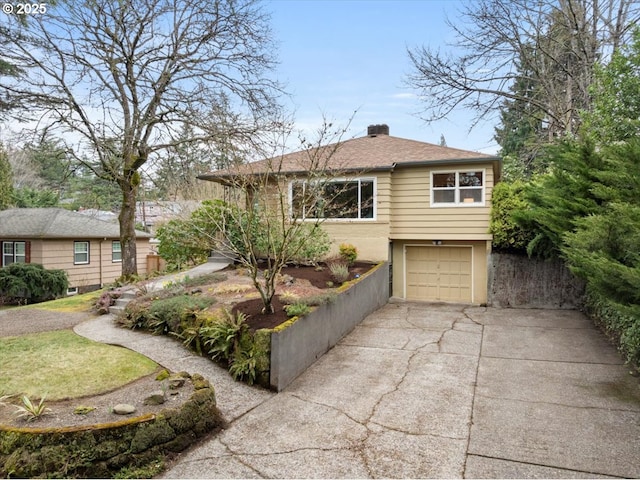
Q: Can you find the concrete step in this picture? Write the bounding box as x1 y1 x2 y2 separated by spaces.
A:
108 289 137 316
109 304 127 316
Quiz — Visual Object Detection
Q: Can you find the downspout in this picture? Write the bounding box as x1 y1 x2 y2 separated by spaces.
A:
99 238 105 288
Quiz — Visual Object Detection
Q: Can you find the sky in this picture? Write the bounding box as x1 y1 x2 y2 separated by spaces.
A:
267 0 500 154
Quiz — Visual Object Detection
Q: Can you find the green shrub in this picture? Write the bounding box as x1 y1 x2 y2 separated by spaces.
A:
201 309 249 362
200 309 260 384
146 295 216 334
284 302 311 318
0 263 68 305
288 224 331 264
339 243 358 265
489 180 535 253
585 286 640 371
119 292 215 333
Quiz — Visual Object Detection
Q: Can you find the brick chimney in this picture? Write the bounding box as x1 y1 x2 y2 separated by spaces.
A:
367 124 389 137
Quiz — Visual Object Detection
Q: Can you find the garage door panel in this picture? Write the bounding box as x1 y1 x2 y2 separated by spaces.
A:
405 246 472 302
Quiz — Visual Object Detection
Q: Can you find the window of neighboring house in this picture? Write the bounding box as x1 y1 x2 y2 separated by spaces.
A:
290 178 375 220
74 241 90 265
2 241 26 266
431 170 485 206
112 241 122 262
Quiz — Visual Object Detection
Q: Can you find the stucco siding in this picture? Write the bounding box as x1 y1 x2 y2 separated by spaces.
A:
390 164 494 240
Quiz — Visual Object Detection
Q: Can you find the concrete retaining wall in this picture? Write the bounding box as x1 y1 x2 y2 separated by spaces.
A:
270 262 389 391
488 253 585 309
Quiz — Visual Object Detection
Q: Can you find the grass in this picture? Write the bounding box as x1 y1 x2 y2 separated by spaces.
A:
0 330 158 400
18 289 103 312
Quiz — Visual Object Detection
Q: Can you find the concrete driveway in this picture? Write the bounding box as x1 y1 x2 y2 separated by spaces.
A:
154 301 640 478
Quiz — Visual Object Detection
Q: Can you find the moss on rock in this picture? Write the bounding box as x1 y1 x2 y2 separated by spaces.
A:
0 374 222 478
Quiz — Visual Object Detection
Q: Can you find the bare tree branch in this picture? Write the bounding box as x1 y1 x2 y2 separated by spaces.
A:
0 0 283 277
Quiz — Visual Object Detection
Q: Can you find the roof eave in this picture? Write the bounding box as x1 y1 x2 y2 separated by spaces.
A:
198 165 395 185
394 156 501 169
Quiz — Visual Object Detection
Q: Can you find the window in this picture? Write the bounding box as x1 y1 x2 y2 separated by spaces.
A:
2 241 26 266
431 170 484 206
74 241 89 265
112 241 122 262
291 178 375 220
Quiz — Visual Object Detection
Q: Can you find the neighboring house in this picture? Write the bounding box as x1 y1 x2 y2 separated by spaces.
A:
199 124 501 305
135 200 200 234
0 208 152 293
76 208 119 224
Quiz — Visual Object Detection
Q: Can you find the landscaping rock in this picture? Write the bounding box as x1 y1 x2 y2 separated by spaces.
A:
113 403 136 415
143 391 166 405
168 377 186 389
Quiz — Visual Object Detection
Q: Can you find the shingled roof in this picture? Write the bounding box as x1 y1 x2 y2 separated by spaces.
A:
0 208 151 239
199 128 500 184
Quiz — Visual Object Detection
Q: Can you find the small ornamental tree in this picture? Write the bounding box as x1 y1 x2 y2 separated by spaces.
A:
0 263 68 305
195 119 359 314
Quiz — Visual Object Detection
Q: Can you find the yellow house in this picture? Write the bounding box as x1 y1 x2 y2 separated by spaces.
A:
199 125 501 304
0 208 152 293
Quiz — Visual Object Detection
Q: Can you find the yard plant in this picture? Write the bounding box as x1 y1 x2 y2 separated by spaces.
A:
0 263 68 305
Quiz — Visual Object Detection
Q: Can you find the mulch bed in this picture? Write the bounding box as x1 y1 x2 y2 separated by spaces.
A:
232 261 375 330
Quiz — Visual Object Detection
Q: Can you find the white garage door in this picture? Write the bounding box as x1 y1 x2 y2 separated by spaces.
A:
405 246 472 302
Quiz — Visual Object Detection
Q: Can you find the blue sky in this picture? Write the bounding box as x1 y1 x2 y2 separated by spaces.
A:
267 0 500 154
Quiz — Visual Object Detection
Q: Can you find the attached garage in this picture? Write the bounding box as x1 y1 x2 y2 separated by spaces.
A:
405 246 472 302
392 240 490 304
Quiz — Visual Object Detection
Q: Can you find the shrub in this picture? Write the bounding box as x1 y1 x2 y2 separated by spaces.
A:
284 302 311 318
489 180 535 253
119 291 215 333
288 224 331 264
328 260 349 284
278 290 300 305
339 243 358 265
147 295 216 334
303 291 337 306
585 286 640 372
201 309 249 363
0 263 68 305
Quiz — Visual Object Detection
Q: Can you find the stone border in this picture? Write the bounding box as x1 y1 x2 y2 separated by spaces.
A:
0 373 222 478
269 261 389 391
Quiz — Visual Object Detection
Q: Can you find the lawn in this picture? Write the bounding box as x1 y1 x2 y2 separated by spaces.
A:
20 289 103 312
0 329 158 400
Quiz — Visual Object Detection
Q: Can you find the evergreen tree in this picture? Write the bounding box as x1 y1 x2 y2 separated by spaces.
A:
514 139 603 257
582 29 640 144
0 144 13 210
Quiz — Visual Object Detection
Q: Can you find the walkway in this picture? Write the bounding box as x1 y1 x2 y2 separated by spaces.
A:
76 299 640 478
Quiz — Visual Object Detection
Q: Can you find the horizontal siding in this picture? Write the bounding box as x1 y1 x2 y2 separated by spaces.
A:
322 222 389 261
265 173 392 261
32 238 150 289
390 164 494 239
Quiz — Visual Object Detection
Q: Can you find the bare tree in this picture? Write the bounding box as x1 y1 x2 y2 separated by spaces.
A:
0 0 281 278
406 0 639 137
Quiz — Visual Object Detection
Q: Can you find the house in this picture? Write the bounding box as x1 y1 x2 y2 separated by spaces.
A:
0 208 152 293
135 200 200 234
198 124 501 304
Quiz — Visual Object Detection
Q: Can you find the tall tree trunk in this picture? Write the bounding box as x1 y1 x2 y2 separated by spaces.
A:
118 171 139 279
